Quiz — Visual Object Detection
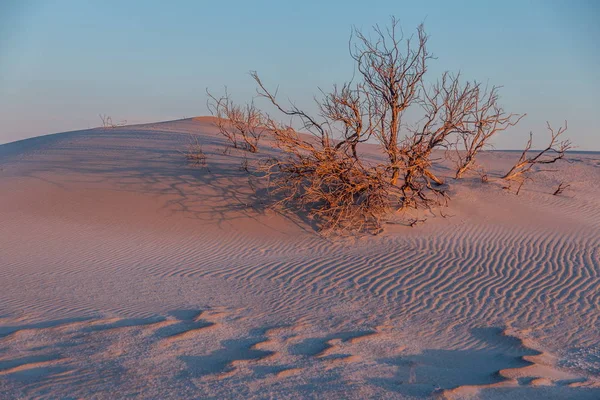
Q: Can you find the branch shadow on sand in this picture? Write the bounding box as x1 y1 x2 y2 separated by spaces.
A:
0 119 318 235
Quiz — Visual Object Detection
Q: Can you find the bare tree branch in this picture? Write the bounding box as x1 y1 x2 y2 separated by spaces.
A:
207 88 265 153
350 17 433 186
452 85 525 179
503 121 571 181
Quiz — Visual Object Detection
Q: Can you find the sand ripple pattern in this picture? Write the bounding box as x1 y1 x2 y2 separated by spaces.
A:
193 222 599 348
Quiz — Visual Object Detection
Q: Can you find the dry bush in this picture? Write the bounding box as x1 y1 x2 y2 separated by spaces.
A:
207 17 569 234
349 18 432 187
503 122 571 182
259 119 395 234
252 72 398 234
99 114 127 129
247 18 518 231
181 135 208 169
343 19 520 208
206 88 265 153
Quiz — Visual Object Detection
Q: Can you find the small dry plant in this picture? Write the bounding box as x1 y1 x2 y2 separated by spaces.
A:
181 135 208 169
99 114 127 129
207 88 265 153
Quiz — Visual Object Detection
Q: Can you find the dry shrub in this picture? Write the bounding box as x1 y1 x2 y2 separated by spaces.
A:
99 114 127 129
260 121 394 234
348 19 432 187
203 17 570 234
181 135 208 169
207 88 264 153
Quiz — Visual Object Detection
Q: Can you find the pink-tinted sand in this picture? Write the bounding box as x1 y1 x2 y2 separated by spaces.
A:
0 118 598 399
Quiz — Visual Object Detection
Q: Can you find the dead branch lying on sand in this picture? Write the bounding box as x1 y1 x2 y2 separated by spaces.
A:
503 122 571 182
99 114 127 129
207 88 265 153
408 217 427 227
553 182 570 196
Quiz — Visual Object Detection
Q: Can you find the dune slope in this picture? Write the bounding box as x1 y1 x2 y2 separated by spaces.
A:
0 118 598 399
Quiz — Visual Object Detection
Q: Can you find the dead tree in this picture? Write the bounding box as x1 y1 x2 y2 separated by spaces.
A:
348 22 487 208
350 17 432 186
238 17 572 232
503 122 571 181
250 20 505 219
453 85 524 179
206 88 265 153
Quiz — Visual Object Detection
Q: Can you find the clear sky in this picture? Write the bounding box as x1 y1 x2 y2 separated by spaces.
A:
1 0 598 149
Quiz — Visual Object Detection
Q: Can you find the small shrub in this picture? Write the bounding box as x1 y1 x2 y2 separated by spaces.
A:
206 89 264 153
181 135 208 169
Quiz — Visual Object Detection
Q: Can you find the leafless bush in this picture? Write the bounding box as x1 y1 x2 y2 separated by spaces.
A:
247 18 508 231
259 120 395 234
206 88 265 153
209 17 570 234
503 122 571 182
99 114 127 129
345 20 514 208
254 19 459 212
251 72 399 234
181 135 208 169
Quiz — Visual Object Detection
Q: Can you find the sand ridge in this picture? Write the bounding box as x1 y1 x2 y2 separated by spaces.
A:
0 118 598 398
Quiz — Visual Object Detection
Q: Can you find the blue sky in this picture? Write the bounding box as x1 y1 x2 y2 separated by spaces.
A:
1 0 598 149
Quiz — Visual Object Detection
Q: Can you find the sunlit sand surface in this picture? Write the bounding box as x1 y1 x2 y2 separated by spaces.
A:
1 118 598 399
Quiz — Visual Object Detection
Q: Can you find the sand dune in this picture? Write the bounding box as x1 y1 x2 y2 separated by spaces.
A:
0 118 598 399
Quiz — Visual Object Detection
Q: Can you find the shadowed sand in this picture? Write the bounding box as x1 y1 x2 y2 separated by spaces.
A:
0 118 598 399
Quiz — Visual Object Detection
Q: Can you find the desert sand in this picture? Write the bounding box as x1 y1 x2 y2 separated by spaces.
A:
0 117 598 399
